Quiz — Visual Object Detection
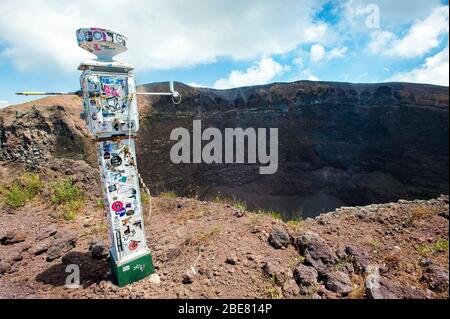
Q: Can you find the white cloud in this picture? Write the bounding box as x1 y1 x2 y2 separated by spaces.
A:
310 44 326 63
293 57 304 68
0 0 326 73
309 44 348 63
0 100 9 109
386 46 449 86
327 47 348 59
290 69 319 82
187 82 205 88
213 57 290 89
302 69 319 81
368 6 449 58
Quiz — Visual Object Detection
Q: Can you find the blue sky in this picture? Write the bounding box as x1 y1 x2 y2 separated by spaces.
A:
0 0 448 108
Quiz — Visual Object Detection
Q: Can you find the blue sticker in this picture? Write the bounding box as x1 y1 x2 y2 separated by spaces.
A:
116 208 127 217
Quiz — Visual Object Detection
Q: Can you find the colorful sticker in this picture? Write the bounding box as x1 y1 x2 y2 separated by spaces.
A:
111 201 123 212
129 241 139 251
110 155 122 167
116 208 127 217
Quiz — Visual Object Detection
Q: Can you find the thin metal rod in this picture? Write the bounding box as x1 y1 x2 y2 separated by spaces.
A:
135 92 175 96
16 91 81 96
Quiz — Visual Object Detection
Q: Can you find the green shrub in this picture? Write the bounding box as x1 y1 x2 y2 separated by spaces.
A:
64 199 84 221
287 216 304 229
417 237 449 256
4 182 29 208
141 190 150 204
2 172 42 208
50 179 84 221
20 172 42 198
433 237 449 253
51 179 83 205
257 209 283 221
95 197 106 209
233 200 246 211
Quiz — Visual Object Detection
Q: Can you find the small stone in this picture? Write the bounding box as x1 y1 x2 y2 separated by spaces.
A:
32 240 51 255
234 209 245 218
149 273 161 285
9 253 23 263
47 230 78 261
89 239 109 259
420 258 433 267
182 270 195 284
268 226 290 249
438 210 449 220
336 247 347 259
294 263 318 295
35 225 58 241
345 246 371 272
421 264 449 293
0 231 27 245
20 243 32 252
324 271 353 294
0 261 11 275
282 279 301 297
225 253 238 265
262 261 283 280
296 232 337 272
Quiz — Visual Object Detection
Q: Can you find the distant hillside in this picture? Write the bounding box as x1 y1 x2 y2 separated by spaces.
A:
1 80 448 217
136 81 449 218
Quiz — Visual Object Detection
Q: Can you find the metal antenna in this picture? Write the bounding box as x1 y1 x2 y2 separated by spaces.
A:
135 81 182 104
16 91 81 96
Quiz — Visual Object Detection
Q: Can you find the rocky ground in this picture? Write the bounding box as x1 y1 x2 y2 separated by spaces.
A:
0 158 448 299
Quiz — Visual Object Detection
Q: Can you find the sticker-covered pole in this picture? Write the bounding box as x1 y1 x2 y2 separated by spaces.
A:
17 27 180 287
75 27 176 287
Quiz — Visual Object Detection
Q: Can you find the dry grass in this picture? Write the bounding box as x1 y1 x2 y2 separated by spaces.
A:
257 209 283 221
348 275 366 299
384 251 402 269
405 204 434 226
160 191 177 199
184 225 222 247
286 217 304 232
85 218 109 240
260 284 284 299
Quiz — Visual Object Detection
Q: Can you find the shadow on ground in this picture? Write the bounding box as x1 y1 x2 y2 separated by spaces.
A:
35 251 110 288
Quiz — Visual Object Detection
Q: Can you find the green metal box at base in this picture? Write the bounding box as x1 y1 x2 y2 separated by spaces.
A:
110 252 155 287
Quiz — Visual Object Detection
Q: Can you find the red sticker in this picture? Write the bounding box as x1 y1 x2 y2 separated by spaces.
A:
111 201 123 212
129 241 139 251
